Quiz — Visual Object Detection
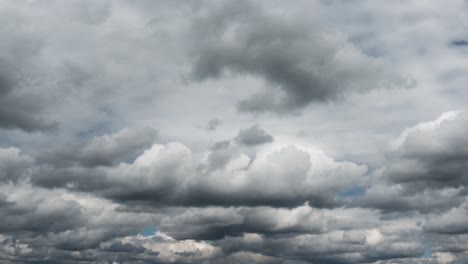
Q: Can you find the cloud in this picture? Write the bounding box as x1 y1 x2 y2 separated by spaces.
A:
0 181 160 262
387 110 468 189
1 128 464 263
451 40 468 47
191 0 413 114
87 144 364 207
77 127 158 167
0 59 56 132
0 147 33 183
206 140 239 170
1 0 468 263
235 124 274 146
29 134 366 208
425 203 468 234
206 119 221 131
351 111 468 214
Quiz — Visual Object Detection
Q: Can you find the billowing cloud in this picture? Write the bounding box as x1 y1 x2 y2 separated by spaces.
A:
191 0 413 113
387 110 468 189
340 111 468 214
31 138 367 208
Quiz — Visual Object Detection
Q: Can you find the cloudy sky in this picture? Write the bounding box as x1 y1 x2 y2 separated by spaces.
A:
1 0 468 263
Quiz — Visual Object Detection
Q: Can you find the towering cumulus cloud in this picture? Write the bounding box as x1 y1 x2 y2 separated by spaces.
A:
1 0 468 263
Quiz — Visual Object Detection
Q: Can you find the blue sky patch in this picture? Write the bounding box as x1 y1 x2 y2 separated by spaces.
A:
423 241 433 258
338 186 366 198
140 227 157 237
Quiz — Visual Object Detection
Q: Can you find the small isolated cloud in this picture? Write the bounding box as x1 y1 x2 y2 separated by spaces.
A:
206 118 221 131
451 40 468 47
235 124 274 146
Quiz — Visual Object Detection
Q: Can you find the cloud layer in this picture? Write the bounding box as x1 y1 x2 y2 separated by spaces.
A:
1 0 468 263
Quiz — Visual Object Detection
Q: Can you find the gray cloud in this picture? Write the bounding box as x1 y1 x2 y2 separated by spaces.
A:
387 111 468 189
35 127 158 170
235 124 274 146
206 119 222 131
0 60 56 132
0 147 33 183
0 118 463 264
1 0 468 263
191 0 413 114
425 203 468 235
336 111 468 215
206 140 238 170
31 141 366 208
76 127 158 167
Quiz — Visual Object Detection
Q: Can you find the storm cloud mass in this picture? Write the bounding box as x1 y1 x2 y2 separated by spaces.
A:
1 0 468 263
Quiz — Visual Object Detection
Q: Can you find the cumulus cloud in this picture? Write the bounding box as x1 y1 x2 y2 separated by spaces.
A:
31 140 367 208
1 113 466 263
387 110 468 190
337 110 468 215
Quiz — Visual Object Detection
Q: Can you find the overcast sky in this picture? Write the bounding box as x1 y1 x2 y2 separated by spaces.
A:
1 0 468 263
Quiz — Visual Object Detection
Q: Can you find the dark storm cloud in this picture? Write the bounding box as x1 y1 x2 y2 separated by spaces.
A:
387 111 468 189
0 60 56 132
235 124 274 146
191 0 413 113
0 7 60 132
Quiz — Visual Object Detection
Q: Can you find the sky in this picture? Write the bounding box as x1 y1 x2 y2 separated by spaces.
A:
1 0 468 263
